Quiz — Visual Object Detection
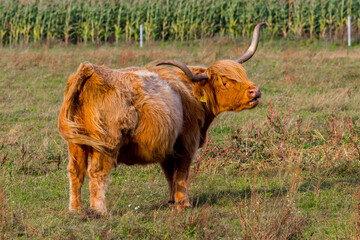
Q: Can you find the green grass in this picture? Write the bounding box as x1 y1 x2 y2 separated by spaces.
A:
1 40 360 239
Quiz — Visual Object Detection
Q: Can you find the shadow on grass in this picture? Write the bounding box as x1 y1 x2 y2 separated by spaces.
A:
191 187 288 208
142 186 288 211
299 176 360 193
146 175 360 211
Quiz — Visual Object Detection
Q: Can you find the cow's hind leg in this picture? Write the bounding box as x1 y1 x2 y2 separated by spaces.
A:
88 151 113 214
67 143 88 211
160 157 176 204
174 157 192 210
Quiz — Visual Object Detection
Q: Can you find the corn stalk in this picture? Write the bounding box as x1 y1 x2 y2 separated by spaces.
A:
114 6 122 44
0 0 359 46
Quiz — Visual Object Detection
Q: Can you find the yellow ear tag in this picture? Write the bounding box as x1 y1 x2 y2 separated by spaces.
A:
199 96 207 103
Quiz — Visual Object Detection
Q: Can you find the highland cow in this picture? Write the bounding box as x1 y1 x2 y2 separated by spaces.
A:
58 23 265 214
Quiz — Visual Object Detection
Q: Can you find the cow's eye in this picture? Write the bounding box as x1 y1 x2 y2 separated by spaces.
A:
223 82 230 87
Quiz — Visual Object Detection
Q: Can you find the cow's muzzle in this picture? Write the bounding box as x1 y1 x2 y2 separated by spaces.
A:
248 87 261 106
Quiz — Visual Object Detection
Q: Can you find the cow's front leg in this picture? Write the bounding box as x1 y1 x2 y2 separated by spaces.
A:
67 143 88 211
88 151 113 214
160 157 176 204
174 157 192 210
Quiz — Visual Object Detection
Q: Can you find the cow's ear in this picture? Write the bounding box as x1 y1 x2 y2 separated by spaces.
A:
195 68 209 86
193 82 209 103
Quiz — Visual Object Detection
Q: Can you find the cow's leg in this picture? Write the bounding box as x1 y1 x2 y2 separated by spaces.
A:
174 157 192 210
67 143 88 211
160 157 176 204
88 151 113 214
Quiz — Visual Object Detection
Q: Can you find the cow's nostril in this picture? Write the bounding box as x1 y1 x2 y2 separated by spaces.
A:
248 89 256 97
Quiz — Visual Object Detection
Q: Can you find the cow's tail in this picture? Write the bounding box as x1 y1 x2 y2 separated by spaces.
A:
58 63 116 156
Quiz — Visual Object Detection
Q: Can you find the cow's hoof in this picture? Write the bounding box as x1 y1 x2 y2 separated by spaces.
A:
176 201 191 211
69 206 83 212
90 202 107 215
78 209 103 220
90 205 107 215
90 208 107 215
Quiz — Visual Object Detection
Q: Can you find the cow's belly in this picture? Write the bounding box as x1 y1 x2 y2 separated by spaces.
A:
117 142 170 165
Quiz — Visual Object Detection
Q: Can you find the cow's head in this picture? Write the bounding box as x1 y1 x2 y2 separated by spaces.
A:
157 23 265 115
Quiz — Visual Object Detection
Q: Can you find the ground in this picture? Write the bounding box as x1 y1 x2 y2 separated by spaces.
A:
0 39 360 239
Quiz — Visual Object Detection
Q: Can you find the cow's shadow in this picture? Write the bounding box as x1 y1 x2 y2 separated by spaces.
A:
191 186 288 207
143 186 288 211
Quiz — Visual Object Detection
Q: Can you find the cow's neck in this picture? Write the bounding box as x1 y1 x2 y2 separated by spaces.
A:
198 102 216 147
203 105 216 131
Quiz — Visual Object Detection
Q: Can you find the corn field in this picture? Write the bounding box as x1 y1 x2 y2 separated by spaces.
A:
0 0 359 46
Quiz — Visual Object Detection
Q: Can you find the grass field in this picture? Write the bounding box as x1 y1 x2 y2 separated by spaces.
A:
1 39 360 239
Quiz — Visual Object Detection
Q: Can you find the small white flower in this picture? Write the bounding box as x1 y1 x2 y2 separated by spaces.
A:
137 195 140 198
128 204 131 207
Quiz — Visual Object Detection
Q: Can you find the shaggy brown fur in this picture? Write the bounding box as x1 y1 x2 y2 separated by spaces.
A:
58 60 260 213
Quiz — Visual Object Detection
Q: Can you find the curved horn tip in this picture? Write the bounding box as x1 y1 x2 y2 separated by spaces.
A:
235 22 266 64
253 23 266 33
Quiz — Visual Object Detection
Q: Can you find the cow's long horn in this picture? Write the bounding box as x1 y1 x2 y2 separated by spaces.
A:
156 60 208 82
235 22 266 64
